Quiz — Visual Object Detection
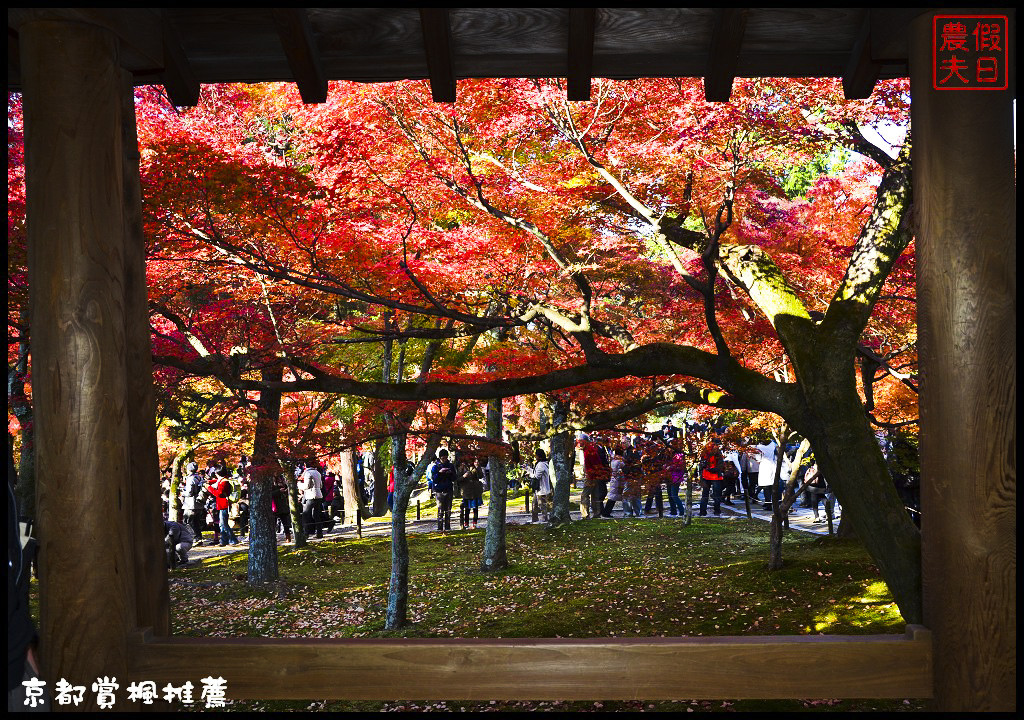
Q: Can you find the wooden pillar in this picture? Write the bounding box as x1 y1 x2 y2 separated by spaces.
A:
909 10 1016 711
19 19 139 699
120 69 172 637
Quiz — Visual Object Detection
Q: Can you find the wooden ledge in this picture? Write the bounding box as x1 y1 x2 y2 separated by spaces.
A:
128 626 933 700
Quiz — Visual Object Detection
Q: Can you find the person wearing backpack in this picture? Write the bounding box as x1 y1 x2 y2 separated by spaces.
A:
665 440 688 517
428 448 457 533
208 469 239 546
601 444 628 517
458 457 485 529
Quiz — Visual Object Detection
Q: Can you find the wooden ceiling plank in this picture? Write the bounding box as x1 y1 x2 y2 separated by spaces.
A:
567 8 596 101
419 9 456 103
843 11 882 100
160 16 200 107
704 8 748 102
272 9 327 104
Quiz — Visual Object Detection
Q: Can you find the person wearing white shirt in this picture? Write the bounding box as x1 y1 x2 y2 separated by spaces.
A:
754 442 777 509
532 448 553 522
738 439 761 499
300 464 324 538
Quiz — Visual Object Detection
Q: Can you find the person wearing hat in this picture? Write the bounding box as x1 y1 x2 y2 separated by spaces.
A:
182 461 207 545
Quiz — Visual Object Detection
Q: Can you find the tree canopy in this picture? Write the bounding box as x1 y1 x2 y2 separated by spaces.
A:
8 76 920 619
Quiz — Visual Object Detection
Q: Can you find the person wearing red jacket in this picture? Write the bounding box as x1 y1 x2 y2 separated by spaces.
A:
209 470 239 546
698 436 726 517
579 434 610 519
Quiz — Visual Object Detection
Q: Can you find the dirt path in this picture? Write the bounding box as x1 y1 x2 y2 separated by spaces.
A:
183 488 838 564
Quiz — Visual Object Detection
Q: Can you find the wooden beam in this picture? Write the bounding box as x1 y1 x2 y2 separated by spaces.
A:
419 8 456 103
567 8 596 101
9 8 163 73
272 8 328 104
129 628 934 700
704 8 748 102
909 11 1016 712
842 11 881 100
19 19 138 707
161 14 199 107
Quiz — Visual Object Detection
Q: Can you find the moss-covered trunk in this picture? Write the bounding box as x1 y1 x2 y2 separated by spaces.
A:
789 348 922 624
548 397 573 526
385 434 412 630
286 464 307 549
387 432 446 630
168 450 186 523
481 397 509 571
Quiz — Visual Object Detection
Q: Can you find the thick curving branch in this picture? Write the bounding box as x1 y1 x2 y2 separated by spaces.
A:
156 342 800 426
821 135 913 343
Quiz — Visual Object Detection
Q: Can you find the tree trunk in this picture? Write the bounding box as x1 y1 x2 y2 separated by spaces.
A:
481 397 509 571
286 464 307 548
791 363 923 624
768 509 785 569
384 330 453 629
836 510 856 539
548 397 573 526
385 434 411 630
168 449 188 523
767 440 787 570
248 366 282 585
340 448 364 525
768 437 809 571
386 431 447 630
371 438 389 516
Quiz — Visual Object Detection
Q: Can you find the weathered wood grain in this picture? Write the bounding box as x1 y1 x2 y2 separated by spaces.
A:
21 19 137 693
910 10 1016 713
128 627 933 700
8 8 918 92
121 68 172 638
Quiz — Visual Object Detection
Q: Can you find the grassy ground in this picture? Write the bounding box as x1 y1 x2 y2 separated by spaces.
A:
164 516 932 712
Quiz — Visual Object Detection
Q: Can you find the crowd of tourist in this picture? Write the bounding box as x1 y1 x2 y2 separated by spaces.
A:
160 420 918 561
160 454 378 564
